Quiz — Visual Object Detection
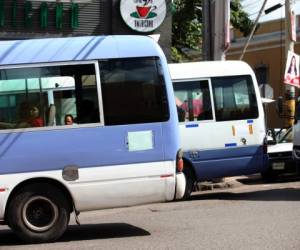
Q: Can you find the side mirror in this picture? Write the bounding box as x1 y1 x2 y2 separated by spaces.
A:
276 96 283 115
266 128 276 145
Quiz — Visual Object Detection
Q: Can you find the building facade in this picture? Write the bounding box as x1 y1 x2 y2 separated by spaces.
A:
0 0 172 59
227 17 300 128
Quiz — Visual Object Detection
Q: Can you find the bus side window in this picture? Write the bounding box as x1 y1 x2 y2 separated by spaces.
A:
99 57 169 126
0 63 100 130
212 75 259 122
173 80 213 122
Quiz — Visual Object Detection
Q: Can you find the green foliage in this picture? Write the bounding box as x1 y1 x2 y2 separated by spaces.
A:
171 47 183 62
171 0 254 62
230 0 255 37
171 0 202 62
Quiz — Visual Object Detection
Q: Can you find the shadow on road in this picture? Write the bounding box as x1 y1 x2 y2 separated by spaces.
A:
0 223 150 246
61 223 150 242
191 188 300 202
236 174 300 185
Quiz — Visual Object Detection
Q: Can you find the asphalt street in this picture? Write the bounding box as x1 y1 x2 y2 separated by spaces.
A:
0 175 300 250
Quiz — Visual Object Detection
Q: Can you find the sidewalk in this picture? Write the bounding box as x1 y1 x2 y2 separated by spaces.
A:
196 176 244 191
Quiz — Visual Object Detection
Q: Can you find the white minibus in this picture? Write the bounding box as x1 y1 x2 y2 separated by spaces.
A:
169 61 267 198
0 35 185 243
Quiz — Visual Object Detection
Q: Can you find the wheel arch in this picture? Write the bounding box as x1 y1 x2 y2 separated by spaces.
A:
5 177 74 223
182 157 197 181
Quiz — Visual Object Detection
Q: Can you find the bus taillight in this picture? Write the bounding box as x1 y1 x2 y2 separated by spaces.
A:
176 149 184 172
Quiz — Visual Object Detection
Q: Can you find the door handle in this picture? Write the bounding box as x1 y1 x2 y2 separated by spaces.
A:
241 137 247 145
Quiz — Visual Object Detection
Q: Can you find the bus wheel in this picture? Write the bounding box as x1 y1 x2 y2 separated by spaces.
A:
7 183 70 243
182 166 195 200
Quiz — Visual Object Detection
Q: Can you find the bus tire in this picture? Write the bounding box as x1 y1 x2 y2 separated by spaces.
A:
7 183 70 243
182 166 195 200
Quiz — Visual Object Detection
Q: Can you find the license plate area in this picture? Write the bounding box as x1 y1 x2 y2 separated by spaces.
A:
272 162 285 170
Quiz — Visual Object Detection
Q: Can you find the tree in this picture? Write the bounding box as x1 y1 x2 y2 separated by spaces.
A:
172 0 202 62
230 0 255 37
171 0 254 62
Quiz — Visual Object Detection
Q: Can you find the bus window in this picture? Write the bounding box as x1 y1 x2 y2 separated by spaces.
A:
0 63 100 129
173 80 213 122
212 75 259 122
99 57 169 125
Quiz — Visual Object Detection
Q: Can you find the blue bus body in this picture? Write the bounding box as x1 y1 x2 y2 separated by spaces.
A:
0 36 183 243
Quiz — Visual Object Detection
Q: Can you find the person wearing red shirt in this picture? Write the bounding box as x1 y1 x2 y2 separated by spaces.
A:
28 105 44 127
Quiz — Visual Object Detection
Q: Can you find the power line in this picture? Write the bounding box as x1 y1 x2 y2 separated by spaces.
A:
243 0 261 9
249 1 285 19
240 0 269 60
249 10 262 16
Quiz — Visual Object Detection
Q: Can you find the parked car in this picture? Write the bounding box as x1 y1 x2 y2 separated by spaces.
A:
262 127 298 180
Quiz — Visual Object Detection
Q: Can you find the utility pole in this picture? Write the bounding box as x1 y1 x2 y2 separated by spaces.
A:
202 0 230 61
213 0 230 60
202 0 213 60
285 0 295 127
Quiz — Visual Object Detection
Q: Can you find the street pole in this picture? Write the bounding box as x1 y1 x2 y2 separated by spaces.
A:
202 0 212 60
213 0 230 60
284 0 295 127
202 0 230 61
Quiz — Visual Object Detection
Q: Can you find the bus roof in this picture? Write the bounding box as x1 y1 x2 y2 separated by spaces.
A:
0 35 162 66
168 61 255 80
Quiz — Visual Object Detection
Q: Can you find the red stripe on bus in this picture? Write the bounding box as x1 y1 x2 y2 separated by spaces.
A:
160 174 174 178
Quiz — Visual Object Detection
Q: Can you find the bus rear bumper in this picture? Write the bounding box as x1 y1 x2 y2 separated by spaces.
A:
175 172 186 200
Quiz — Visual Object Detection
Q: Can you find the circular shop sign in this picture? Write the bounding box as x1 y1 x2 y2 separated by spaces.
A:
120 0 167 33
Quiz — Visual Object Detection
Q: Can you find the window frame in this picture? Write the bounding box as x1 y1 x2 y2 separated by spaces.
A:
173 78 216 123
0 60 103 133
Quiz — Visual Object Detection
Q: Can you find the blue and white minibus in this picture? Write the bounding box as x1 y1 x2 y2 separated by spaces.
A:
0 36 185 243
169 61 267 198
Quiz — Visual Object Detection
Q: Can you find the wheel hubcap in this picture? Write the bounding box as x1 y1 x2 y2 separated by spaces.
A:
22 196 58 232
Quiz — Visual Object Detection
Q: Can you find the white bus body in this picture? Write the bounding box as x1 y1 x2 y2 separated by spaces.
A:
169 61 267 197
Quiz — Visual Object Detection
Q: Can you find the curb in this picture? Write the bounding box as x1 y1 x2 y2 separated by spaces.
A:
195 177 243 191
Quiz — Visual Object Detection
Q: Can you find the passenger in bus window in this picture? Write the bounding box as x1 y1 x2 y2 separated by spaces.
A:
176 106 186 122
175 96 187 122
0 103 43 129
28 105 44 127
64 114 75 125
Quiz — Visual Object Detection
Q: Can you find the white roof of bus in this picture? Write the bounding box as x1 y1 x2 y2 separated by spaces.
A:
0 35 161 66
168 61 254 80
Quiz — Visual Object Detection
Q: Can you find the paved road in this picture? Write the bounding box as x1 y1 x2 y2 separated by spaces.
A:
1 175 300 250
